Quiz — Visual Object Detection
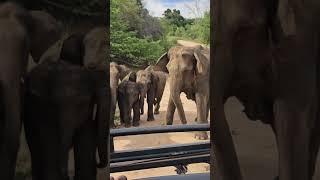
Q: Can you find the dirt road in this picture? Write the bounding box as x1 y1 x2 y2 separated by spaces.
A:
110 81 210 180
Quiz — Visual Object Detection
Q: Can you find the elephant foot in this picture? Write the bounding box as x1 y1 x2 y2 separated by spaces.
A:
194 131 208 140
147 117 155 121
154 110 159 115
166 121 173 125
133 121 140 127
125 123 131 128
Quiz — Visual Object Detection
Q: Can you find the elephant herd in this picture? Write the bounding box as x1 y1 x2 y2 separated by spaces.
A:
109 45 211 138
0 2 108 180
109 62 169 128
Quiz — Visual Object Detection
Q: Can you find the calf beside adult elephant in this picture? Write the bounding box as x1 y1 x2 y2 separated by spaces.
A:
212 0 320 180
24 27 109 180
110 62 131 127
117 72 143 127
154 46 210 140
0 3 63 180
136 66 168 120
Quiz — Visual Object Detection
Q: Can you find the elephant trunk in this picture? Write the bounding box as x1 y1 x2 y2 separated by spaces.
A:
169 77 187 124
139 83 148 114
94 73 109 169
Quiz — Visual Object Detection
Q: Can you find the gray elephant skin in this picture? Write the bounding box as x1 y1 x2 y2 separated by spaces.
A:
0 2 63 180
117 72 143 127
154 46 210 140
24 27 108 180
136 66 168 119
212 0 320 180
110 62 131 127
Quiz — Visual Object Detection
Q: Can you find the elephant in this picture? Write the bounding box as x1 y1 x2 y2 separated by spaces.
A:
211 0 320 180
24 27 109 180
136 66 168 118
0 3 63 179
117 72 143 127
110 62 131 127
154 46 210 140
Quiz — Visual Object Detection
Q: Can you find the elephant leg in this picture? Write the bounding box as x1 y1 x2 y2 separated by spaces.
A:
147 89 155 121
194 93 209 140
170 88 187 124
0 81 21 180
132 100 140 127
74 120 97 180
117 93 125 124
140 98 144 115
58 110 76 180
211 28 242 179
154 96 162 115
308 131 320 180
110 101 116 128
166 97 176 125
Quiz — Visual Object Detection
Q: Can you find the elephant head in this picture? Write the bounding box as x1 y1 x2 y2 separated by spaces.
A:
154 46 209 100
82 27 108 71
59 28 109 168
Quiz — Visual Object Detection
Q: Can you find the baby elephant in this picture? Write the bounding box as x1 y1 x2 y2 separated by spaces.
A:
117 72 143 127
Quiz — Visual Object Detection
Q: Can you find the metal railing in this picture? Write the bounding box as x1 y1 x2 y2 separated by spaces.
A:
110 124 210 173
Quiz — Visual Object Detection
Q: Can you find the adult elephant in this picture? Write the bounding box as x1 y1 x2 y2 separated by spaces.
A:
136 66 168 117
211 0 320 180
110 62 131 127
24 27 108 180
154 46 210 140
0 3 63 180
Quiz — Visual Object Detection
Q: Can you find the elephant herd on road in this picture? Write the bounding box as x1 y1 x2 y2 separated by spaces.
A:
110 44 210 141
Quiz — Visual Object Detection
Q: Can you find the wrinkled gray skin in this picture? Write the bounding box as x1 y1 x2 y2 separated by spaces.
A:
212 0 320 180
117 72 143 127
154 46 210 140
0 3 63 180
110 62 131 127
136 66 168 119
24 27 108 180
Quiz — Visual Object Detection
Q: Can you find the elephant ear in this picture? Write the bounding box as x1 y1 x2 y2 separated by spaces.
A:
277 0 296 36
60 33 85 65
194 49 209 76
153 52 169 73
29 11 64 63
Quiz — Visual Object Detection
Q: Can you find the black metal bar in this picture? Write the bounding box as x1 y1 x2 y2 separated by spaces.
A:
110 153 210 173
137 173 210 180
110 124 210 137
111 142 209 162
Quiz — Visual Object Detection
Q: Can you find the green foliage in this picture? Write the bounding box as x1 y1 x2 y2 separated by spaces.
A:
111 0 165 66
161 10 210 45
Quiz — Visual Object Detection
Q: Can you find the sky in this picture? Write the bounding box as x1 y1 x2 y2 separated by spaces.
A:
142 0 210 18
